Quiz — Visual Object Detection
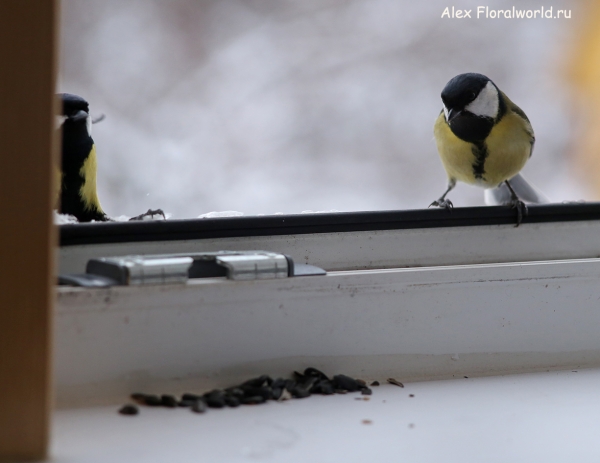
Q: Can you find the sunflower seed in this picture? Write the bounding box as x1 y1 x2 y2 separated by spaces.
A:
118 404 139 415
333 374 360 392
161 395 178 408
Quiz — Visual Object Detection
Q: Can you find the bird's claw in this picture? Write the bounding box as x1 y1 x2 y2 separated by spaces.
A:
509 199 528 227
429 199 453 210
129 209 166 221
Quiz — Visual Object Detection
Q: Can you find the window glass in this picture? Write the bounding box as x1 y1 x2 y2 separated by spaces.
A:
60 0 588 219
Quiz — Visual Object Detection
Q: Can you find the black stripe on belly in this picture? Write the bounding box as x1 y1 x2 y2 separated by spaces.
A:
471 141 488 180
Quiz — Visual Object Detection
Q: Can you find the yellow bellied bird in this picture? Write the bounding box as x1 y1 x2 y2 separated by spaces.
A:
431 73 545 225
59 93 108 222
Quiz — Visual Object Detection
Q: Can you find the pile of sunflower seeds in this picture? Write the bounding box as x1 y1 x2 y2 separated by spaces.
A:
119 367 376 415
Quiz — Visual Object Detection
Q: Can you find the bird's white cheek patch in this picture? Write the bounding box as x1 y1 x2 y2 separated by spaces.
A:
465 81 499 118
443 106 449 121
86 115 92 137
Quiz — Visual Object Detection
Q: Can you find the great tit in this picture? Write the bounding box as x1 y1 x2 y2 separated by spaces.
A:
59 93 109 222
431 73 536 224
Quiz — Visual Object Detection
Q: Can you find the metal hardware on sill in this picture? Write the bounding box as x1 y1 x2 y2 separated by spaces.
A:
58 251 326 288
88 256 194 286
215 252 288 280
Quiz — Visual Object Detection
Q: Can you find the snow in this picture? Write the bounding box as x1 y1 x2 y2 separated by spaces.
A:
112 215 132 222
53 211 171 224
198 211 244 218
54 211 78 224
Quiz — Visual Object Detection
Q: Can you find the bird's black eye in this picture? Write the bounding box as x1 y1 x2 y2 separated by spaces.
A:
470 91 477 100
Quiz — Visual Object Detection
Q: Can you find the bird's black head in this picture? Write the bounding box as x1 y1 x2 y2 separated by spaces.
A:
440 73 504 143
60 93 89 121
58 93 93 140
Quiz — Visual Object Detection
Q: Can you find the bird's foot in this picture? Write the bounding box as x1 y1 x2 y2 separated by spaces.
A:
129 209 166 221
509 199 528 227
429 198 453 210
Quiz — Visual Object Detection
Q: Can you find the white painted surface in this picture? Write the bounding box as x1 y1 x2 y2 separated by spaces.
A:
56 258 600 407
52 369 600 463
59 220 600 275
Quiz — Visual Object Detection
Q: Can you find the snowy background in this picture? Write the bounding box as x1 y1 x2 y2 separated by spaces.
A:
60 0 586 219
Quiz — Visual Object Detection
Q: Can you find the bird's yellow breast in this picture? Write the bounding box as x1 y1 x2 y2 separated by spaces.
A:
433 112 477 184
79 144 104 213
433 109 533 188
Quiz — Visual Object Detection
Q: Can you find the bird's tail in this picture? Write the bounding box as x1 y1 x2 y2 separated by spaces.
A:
484 173 549 205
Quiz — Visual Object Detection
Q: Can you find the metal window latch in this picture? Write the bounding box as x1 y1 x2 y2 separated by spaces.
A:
87 256 194 286
58 251 326 287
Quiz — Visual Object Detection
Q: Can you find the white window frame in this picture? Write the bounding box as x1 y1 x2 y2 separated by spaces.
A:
56 206 600 407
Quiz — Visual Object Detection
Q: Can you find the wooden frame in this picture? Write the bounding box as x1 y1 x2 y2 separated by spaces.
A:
0 1 59 460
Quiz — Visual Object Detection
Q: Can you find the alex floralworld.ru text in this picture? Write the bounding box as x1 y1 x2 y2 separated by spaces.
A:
441 6 571 19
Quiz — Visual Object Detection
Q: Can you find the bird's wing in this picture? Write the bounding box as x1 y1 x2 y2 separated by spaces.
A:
484 173 549 205
501 92 535 157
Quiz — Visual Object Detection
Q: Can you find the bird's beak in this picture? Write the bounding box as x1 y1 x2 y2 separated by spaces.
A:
69 110 89 122
447 108 461 122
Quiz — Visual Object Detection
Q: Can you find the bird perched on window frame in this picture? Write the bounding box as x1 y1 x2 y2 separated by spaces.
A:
58 93 108 222
57 93 165 222
431 73 546 225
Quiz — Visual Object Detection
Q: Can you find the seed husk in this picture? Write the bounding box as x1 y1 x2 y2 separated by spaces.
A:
333 374 360 392
289 386 311 399
224 395 241 407
241 386 272 400
130 393 147 404
303 367 329 381
240 375 271 389
161 395 178 408
387 378 404 388
119 404 139 415
128 368 374 416
204 390 226 408
192 399 207 413
178 399 196 407
241 395 266 405
143 395 162 406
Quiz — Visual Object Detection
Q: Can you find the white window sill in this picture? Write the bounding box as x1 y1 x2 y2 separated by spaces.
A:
52 368 600 463
54 208 600 459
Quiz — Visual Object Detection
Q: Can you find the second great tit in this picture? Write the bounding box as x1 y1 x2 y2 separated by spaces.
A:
59 93 108 222
58 93 166 222
431 73 536 224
